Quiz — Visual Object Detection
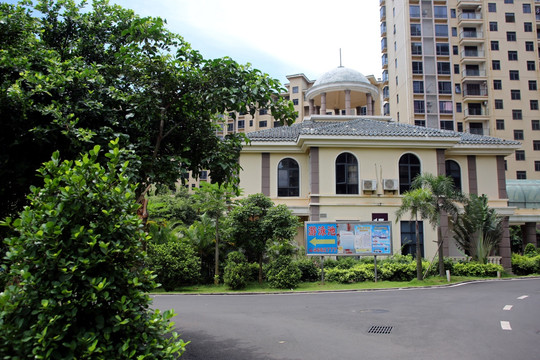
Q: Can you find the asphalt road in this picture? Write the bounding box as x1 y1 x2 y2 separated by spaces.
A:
151 278 540 360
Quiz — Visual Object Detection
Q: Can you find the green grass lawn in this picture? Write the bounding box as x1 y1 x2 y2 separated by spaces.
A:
150 275 515 295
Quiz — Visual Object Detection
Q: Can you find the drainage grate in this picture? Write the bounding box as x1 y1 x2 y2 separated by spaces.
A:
367 325 393 334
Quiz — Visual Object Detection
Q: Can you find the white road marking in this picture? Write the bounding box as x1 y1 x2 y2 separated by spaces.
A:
517 295 529 300
501 321 512 330
503 305 513 311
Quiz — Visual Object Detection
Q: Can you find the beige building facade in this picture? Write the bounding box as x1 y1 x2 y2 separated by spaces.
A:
380 0 540 180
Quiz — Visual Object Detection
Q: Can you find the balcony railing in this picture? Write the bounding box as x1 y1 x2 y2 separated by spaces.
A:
463 88 488 96
459 30 484 40
462 69 486 77
459 13 482 21
465 108 489 117
461 50 485 57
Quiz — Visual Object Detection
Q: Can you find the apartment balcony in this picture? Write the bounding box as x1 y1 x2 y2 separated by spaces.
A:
462 88 488 100
381 23 387 36
460 49 485 63
459 30 484 44
457 0 481 7
464 107 489 121
461 69 486 80
458 12 483 25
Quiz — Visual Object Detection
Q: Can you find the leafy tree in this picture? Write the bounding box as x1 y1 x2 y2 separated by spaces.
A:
223 251 250 290
147 187 198 228
226 194 299 283
191 182 237 284
452 194 504 264
183 213 217 283
395 187 436 280
0 140 187 358
411 173 462 277
0 0 296 222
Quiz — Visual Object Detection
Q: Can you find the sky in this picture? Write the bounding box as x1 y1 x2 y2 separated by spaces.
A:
6 0 383 84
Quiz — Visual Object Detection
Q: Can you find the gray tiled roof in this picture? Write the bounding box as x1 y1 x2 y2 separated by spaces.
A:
246 118 520 146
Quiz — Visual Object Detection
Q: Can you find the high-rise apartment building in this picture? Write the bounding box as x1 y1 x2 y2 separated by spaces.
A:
380 0 540 180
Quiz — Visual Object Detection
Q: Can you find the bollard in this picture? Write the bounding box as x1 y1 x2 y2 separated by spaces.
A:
446 269 451 282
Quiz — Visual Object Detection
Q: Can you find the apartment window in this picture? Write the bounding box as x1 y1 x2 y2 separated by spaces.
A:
410 24 421 36
410 5 420 18
527 61 536 71
532 120 540 130
534 140 540 150
455 83 461 94
436 43 450 55
507 32 517 41
435 24 448 37
456 103 462 113
458 122 464 132
508 51 518 60
278 158 299 197
273 121 282 128
509 70 520 80
524 22 533 32
401 221 424 258
434 6 447 18
259 120 267 127
451 9 456 18
488 3 496 12
453 46 459 55
440 121 454 130
511 89 521 100
412 61 423 74
513 110 523 120
491 41 499 51
292 86 299 94
505 13 515 23
516 150 525 161
529 80 537 90
249 120 253 127
525 42 534 52
238 120 245 129
292 99 299 105
523 3 532 13
413 81 424 93
336 153 358 195
496 119 505 130
399 154 421 194
412 42 422 55
438 81 452 94
452 27 457 37
517 171 527 180
492 60 501 70
489 22 498 31
439 101 453 114
414 100 425 114
494 80 502 90
227 123 234 132
504 0 513 3
396 76 399 85
531 100 539 110
437 62 451 74
514 129 524 140
495 99 504 109
415 120 426 127
536 161 540 171
259 109 268 115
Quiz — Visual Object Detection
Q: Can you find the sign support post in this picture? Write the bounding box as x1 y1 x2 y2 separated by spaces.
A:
374 255 378 282
320 256 325 284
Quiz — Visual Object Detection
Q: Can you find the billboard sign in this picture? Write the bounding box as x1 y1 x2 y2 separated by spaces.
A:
306 221 392 256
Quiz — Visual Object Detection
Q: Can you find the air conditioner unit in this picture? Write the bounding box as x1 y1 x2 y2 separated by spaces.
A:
383 178 399 191
362 179 378 191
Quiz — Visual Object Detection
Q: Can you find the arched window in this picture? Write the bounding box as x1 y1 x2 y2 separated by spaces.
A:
336 153 359 194
278 158 299 197
399 153 421 194
445 160 462 192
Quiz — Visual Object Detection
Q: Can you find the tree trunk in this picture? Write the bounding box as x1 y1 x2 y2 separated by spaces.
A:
415 218 422 281
214 219 219 285
258 254 263 284
438 223 445 277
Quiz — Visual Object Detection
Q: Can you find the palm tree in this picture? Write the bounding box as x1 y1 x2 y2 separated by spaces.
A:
411 173 463 276
453 194 503 264
395 187 436 280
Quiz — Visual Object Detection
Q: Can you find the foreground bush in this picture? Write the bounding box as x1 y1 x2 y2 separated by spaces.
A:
147 238 201 291
296 257 321 282
0 143 187 358
224 251 250 290
512 253 540 275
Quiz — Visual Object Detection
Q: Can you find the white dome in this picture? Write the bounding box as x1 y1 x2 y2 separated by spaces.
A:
313 66 370 87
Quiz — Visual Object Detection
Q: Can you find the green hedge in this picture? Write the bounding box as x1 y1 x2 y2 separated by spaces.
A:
512 253 540 275
452 262 503 277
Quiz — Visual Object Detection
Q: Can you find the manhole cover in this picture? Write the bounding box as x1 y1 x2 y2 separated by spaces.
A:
367 325 393 334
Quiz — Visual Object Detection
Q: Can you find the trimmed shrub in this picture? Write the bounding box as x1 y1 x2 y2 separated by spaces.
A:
224 251 250 290
296 257 321 282
265 255 302 289
524 243 539 257
512 253 539 275
147 238 201 291
452 262 503 277
379 262 417 281
325 264 375 283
